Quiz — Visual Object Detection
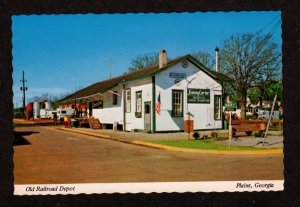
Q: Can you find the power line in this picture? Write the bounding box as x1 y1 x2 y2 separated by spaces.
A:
231 16 281 75
254 15 281 38
237 15 281 50
245 18 281 70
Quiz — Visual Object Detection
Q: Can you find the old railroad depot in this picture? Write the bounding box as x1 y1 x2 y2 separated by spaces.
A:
60 50 232 133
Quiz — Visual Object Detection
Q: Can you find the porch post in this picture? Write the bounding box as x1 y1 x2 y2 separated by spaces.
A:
122 84 126 131
152 76 156 133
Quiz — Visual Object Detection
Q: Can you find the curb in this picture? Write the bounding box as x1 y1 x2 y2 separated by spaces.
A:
132 141 283 155
58 128 283 155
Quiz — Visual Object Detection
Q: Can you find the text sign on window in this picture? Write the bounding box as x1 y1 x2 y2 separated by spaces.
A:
187 89 210 103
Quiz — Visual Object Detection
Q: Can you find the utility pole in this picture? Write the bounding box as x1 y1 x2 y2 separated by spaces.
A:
20 71 28 119
109 57 112 79
108 57 112 79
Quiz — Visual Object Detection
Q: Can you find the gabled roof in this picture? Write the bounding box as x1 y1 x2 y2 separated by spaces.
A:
60 54 232 102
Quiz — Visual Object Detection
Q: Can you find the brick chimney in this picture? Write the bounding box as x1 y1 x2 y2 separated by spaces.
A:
159 50 167 68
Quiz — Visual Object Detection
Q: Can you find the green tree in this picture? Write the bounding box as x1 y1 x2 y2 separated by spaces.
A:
247 87 261 104
254 79 282 107
223 81 238 102
220 33 281 119
265 80 282 101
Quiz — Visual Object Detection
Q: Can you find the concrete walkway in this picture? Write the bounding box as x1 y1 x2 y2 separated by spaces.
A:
57 127 283 155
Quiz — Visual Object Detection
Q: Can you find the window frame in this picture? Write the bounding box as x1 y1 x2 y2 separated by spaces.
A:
93 100 103 109
125 89 131 113
135 91 142 118
112 91 118 105
214 95 222 120
172 90 184 117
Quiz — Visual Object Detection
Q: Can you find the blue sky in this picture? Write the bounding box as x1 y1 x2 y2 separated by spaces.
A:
12 11 281 107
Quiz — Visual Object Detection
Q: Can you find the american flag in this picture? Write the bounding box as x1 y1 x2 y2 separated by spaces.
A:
156 92 161 115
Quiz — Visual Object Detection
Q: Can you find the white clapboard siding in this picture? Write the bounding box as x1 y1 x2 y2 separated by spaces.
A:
155 60 222 131
125 78 152 131
92 85 124 125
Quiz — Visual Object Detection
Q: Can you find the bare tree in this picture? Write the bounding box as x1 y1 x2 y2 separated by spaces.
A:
128 52 158 72
28 93 51 103
191 50 214 69
220 33 281 119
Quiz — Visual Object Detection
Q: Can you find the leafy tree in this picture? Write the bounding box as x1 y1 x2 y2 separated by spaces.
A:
265 80 282 101
251 79 281 107
128 52 159 72
247 87 261 104
223 81 238 102
220 33 281 119
191 50 215 69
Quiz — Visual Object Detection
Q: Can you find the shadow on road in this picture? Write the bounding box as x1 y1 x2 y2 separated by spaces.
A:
13 131 40 146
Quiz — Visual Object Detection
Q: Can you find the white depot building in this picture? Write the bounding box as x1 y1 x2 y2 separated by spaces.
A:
61 50 232 133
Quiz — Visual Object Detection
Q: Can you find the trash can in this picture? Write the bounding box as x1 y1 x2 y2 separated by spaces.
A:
184 120 194 133
71 119 78 128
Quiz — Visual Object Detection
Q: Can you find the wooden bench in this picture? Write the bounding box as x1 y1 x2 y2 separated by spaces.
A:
231 120 266 136
76 117 90 128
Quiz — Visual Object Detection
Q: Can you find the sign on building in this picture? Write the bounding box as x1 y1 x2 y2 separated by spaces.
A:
187 89 210 103
169 73 186 79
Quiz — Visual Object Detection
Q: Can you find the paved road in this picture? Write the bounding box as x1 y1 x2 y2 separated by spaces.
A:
14 126 283 184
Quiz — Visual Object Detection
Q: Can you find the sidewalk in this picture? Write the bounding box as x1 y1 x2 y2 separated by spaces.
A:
58 127 283 155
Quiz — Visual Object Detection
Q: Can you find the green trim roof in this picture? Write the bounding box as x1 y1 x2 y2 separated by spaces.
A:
60 54 232 102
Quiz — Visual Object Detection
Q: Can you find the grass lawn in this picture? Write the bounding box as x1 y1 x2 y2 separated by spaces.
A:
147 139 267 151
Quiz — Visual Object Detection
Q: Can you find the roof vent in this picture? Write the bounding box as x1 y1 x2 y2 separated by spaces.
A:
159 50 167 68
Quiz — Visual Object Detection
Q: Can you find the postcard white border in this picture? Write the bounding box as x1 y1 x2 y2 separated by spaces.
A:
14 180 284 195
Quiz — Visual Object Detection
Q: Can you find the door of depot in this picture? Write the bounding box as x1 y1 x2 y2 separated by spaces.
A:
144 102 151 130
